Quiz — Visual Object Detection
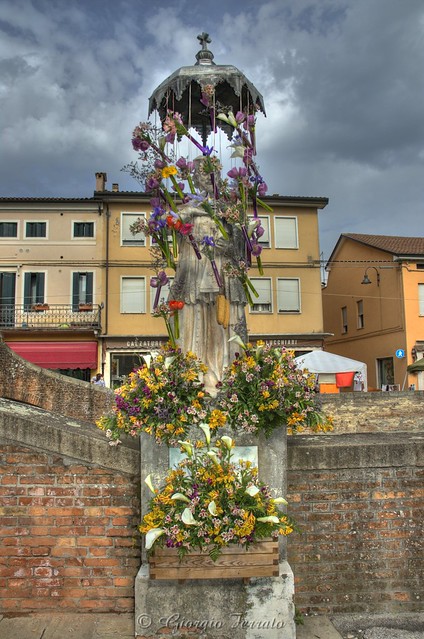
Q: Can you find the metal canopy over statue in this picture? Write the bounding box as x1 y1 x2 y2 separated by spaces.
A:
148 32 266 145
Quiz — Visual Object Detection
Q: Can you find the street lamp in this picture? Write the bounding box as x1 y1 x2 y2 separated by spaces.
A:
361 266 380 286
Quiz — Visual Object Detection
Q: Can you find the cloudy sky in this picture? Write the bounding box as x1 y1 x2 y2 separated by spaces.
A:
1 0 423 260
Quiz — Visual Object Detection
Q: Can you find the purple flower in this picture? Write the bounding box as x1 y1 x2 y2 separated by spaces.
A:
172 181 185 192
151 271 169 288
201 235 215 247
258 181 268 196
154 159 166 169
227 167 248 180
132 138 149 152
251 242 262 257
146 176 160 191
255 224 265 239
176 157 188 169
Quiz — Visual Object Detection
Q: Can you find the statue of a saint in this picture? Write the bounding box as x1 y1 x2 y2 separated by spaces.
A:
169 157 247 394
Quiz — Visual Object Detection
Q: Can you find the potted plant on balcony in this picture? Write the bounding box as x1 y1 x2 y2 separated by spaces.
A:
78 303 93 312
32 303 49 312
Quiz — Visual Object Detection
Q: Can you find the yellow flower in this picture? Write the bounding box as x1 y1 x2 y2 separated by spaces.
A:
161 165 178 178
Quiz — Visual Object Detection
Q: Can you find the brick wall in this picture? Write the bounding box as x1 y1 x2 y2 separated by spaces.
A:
320 391 424 433
0 339 113 423
0 444 140 613
287 433 424 614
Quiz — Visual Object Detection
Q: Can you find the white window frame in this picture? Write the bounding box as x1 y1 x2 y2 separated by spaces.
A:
72 220 95 239
249 277 272 313
277 278 301 313
0 220 19 239
150 276 174 312
341 306 348 334
248 215 270 248
419 284 424 316
24 220 48 239
121 212 146 247
274 216 298 249
357 299 364 329
121 276 146 314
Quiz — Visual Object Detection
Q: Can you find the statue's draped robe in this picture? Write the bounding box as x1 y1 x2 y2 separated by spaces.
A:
170 209 247 394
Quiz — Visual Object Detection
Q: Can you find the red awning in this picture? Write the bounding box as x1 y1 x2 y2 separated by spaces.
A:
7 341 98 370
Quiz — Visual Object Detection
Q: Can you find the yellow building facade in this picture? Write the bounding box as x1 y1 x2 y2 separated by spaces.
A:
0 174 328 387
323 233 424 391
95 175 329 387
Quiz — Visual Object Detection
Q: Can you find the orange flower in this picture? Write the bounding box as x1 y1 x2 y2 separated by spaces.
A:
169 300 184 311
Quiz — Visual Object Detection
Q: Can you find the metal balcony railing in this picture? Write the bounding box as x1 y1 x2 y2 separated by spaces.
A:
0 304 102 331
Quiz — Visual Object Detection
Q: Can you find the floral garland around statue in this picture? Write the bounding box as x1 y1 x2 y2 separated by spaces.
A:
216 337 334 437
96 339 332 446
140 428 297 561
96 346 226 446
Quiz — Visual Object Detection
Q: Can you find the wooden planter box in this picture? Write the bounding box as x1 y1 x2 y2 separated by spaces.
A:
78 304 93 312
149 539 279 580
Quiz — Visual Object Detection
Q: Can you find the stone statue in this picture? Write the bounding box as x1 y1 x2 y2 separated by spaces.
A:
169 157 247 394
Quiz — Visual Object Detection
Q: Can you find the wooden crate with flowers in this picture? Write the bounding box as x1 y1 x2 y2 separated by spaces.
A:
141 432 295 581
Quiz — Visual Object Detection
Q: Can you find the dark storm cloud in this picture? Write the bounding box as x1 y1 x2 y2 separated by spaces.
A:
0 0 423 258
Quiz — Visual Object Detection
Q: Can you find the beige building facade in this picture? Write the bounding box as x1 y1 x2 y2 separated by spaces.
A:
0 197 105 381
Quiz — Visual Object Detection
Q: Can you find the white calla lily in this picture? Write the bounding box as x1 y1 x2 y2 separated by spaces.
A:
220 436 233 450
145 527 165 550
144 474 155 494
207 450 220 466
182 508 200 526
228 334 247 350
178 441 193 457
164 355 176 369
230 144 244 159
171 493 190 503
199 423 211 445
245 485 260 497
143 355 152 369
217 111 237 128
272 497 288 505
208 500 218 516
257 516 280 524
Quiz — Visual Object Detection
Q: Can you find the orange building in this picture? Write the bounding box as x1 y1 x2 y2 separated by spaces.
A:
323 234 424 391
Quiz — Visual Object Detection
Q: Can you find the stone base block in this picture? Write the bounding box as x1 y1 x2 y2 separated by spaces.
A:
135 560 295 639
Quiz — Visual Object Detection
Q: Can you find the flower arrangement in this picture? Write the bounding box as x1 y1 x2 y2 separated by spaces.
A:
140 430 296 561
125 103 270 316
217 338 333 437
96 346 226 446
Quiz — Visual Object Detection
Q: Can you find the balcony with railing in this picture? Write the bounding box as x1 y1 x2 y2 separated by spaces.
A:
0 304 102 332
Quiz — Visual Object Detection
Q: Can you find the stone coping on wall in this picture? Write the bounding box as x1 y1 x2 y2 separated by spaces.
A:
288 431 424 470
0 397 139 475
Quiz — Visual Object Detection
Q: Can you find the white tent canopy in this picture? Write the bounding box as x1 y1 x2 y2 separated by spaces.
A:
294 351 367 391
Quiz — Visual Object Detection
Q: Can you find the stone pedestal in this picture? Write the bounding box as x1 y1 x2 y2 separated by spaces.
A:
135 561 295 639
135 426 296 638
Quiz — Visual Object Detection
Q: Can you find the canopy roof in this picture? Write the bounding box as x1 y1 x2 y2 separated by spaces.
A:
148 33 265 144
294 351 367 389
